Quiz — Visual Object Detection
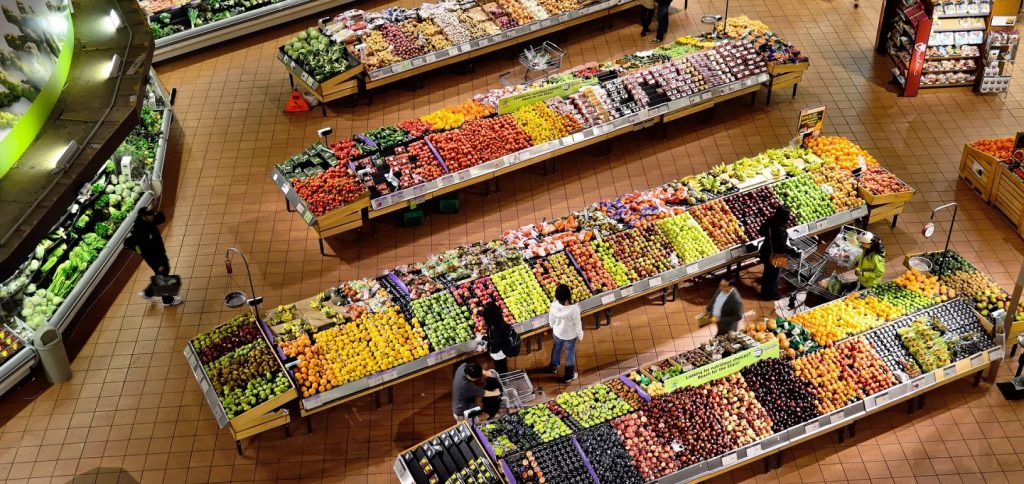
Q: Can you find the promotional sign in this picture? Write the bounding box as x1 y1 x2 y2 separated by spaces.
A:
497 78 596 114
664 339 780 391
797 106 826 147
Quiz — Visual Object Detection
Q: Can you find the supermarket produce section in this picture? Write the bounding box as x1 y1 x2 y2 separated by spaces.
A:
184 137 945 446
271 19 811 244
393 251 1008 483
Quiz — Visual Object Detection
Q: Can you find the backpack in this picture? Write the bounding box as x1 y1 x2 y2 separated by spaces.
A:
503 324 521 357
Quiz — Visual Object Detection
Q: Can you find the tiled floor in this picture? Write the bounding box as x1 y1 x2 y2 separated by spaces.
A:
2 0 1024 482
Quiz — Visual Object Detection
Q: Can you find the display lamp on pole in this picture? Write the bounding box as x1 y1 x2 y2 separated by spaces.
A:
317 127 333 145
921 202 957 275
223 247 264 322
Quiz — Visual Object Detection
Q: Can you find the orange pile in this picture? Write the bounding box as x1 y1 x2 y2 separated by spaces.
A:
805 136 880 171
792 346 861 414
894 268 956 302
969 137 1013 160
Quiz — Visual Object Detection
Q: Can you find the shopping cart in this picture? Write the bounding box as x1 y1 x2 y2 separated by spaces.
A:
499 369 538 411
783 225 868 306
499 42 566 86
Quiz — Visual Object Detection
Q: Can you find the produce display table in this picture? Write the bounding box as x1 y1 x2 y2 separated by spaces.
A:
0 71 173 397
391 252 1007 482
278 0 640 103
763 61 808 104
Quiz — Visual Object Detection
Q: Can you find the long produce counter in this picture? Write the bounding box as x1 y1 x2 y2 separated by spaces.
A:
272 25 811 245
279 0 639 102
0 71 173 396
393 282 1006 483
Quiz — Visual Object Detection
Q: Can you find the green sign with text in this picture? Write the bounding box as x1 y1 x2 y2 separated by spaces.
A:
664 339 780 391
497 78 596 114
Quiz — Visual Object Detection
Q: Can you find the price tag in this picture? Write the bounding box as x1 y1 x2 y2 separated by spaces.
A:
456 170 473 182
572 132 585 144
296 204 305 214
943 365 957 378
504 30 515 39
200 378 210 393
366 373 384 387
989 347 1004 360
620 285 634 297
721 453 738 466
685 264 699 275
426 53 438 63
600 294 615 305
440 174 455 186
427 352 443 366
411 58 424 67
873 391 889 406
830 412 844 424
381 369 400 383
649 276 662 286
701 91 712 101
280 184 290 194
272 172 279 182
412 184 427 196
805 420 820 433
970 353 985 367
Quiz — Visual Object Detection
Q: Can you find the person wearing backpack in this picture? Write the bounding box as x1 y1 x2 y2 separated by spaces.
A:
547 284 583 383
481 302 519 374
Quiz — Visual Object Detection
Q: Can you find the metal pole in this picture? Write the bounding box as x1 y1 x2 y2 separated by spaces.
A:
225 247 263 323
928 202 958 275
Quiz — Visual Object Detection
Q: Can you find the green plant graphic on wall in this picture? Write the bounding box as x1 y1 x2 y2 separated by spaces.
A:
0 0 67 134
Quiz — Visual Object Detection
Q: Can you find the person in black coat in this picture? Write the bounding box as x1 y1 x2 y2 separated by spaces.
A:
481 302 513 374
758 207 800 301
652 0 673 43
706 277 744 336
124 207 182 306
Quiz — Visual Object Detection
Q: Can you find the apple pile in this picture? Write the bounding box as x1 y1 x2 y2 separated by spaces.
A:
941 270 1009 317
604 225 677 280
564 239 618 293
492 264 550 322
792 346 862 413
291 163 367 216
835 337 898 396
531 252 592 303
723 185 791 239
740 358 822 432
859 167 912 197
555 383 633 428
459 115 533 162
387 141 445 190
656 213 719 263
590 239 637 286
451 276 516 334
688 199 748 250
410 290 474 349
482 412 542 456
772 174 835 224
610 413 680 480
396 118 432 138
192 313 264 364
810 164 864 211
709 375 775 446
642 387 736 467
520 404 572 442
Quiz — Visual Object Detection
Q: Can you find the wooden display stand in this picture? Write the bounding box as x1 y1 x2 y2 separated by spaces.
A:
991 163 1024 231
859 183 915 228
311 193 369 255
959 143 1002 201
764 62 808 104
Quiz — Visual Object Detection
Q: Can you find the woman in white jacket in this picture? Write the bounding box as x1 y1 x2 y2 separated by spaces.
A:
547 284 583 383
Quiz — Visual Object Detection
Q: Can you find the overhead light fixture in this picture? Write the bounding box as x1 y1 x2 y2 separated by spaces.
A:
50 141 79 173
108 54 122 78
108 9 122 30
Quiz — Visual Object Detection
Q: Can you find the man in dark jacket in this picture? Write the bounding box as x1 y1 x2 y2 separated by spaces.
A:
758 207 800 300
125 207 182 306
652 0 673 43
706 277 744 336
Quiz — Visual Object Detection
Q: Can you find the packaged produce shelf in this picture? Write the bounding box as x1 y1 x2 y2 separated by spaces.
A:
279 0 639 102
152 0 355 62
0 70 173 397
294 202 869 416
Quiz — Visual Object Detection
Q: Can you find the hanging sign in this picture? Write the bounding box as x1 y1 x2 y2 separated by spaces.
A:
664 339 779 391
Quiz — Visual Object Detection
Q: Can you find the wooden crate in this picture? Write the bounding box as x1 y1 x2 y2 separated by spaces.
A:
767 62 809 75
959 143 1001 202
857 185 915 205
991 164 1024 228
867 201 906 225
313 194 369 236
